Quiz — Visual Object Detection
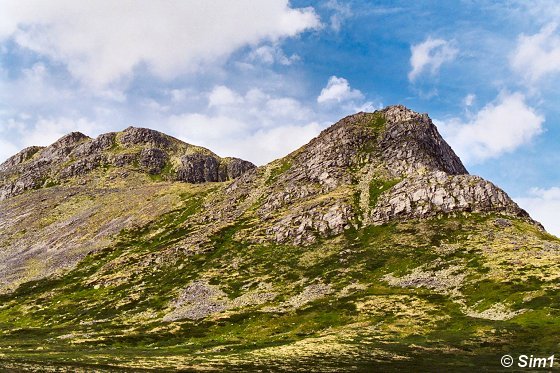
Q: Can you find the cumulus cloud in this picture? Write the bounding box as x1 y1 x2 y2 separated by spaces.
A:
0 115 106 163
0 0 320 87
436 92 544 163
515 187 560 237
510 23 560 83
22 117 103 147
248 44 300 65
324 0 352 32
156 80 380 165
0 138 19 164
160 85 323 164
208 86 243 108
317 76 364 104
168 112 322 164
0 62 74 107
408 37 458 81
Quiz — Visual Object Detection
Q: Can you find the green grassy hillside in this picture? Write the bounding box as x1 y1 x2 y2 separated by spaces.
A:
0 200 558 371
0 107 558 371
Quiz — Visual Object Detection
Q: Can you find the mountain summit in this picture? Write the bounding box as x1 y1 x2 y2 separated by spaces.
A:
0 126 255 200
0 106 558 371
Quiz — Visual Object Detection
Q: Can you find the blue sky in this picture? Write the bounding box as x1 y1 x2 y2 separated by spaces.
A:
0 0 558 235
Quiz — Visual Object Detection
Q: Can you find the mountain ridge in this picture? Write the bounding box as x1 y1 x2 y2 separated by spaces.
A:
0 105 543 289
0 125 256 200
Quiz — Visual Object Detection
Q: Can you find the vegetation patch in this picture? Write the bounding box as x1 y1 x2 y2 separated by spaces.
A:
266 159 292 185
369 178 400 207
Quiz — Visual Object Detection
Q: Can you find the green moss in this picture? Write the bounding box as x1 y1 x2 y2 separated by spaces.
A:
368 178 400 207
32 177 59 189
266 159 292 185
148 162 174 181
366 111 387 129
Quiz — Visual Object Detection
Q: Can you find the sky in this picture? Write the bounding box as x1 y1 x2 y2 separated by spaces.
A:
0 0 558 236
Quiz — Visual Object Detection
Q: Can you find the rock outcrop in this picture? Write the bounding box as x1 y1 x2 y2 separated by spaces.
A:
175 154 254 183
379 106 467 176
370 171 530 224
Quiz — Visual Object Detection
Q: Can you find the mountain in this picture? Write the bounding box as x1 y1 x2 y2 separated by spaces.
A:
0 105 558 371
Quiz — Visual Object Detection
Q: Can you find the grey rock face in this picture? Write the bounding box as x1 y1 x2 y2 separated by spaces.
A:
254 106 468 221
72 132 116 158
119 126 171 148
286 112 377 187
223 158 257 180
59 155 105 179
177 154 221 183
379 105 468 176
267 202 354 245
39 132 91 160
176 154 256 183
140 148 168 174
0 133 92 199
222 105 540 246
0 146 44 172
370 171 530 224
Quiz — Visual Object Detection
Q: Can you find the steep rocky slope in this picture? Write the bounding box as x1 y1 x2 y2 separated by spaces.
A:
0 128 255 293
0 106 558 371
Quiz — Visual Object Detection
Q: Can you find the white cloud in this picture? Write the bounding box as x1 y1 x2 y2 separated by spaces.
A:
0 0 320 88
165 112 321 165
168 89 188 103
159 81 379 165
0 138 19 164
317 76 364 104
21 117 102 147
248 44 300 65
0 62 74 107
208 86 243 108
464 94 476 107
167 113 249 144
237 123 323 164
143 99 170 113
408 37 458 81
515 187 560 237
266 98 313 122
436 92 544 163
0 115 105 162
324 0 352 32
159 84 325 164
510 23 560 83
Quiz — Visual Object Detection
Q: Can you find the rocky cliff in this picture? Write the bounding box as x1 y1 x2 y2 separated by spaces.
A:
0 106 557 371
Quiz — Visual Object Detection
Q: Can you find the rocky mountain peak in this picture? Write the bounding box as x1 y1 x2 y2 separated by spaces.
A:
273 105 467 201
119 126 172 148
377 105 467 176
314 105 468 177
221 106 537 245
52 131 90 147
0 127 256 200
